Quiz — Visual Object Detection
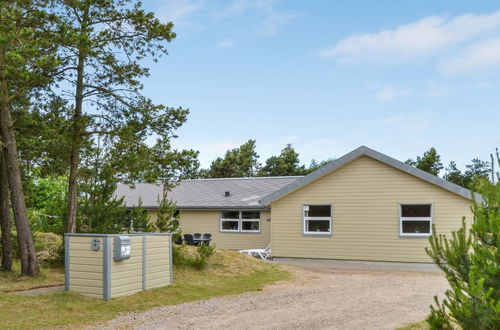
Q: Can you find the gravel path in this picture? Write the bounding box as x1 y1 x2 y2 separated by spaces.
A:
94 266 447 330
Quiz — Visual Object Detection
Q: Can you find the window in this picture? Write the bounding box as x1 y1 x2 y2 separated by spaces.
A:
241 211 260 231
399 204 432 237
303 205 331 235
220 211 260 232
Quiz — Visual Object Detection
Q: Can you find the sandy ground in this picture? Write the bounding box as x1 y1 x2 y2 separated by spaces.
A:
93 266 446 330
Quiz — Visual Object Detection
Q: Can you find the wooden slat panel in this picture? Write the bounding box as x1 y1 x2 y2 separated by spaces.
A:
70 278 102 287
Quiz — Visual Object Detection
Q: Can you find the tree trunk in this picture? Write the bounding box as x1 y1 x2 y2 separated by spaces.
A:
66 47 86 234
0 150 12 271
0 46 39 276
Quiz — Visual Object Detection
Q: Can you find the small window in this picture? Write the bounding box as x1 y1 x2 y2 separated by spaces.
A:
241 211 260 232
400 204 432 237
221 211 240 232
304 205 331 235
220 211 260 233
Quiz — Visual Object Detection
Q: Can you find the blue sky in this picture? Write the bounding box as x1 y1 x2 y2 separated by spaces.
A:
141 0 500 170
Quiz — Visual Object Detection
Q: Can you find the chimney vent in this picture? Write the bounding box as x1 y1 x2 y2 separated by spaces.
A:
224 191 230 197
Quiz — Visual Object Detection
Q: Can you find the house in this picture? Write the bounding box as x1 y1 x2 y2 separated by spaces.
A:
116 146 477 263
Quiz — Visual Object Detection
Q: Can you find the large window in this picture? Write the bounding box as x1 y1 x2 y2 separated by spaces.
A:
303 205 332 235
220 211 260 233
399 204 432 237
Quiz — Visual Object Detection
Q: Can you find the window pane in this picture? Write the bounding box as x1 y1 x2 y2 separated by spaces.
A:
242 221 259 231
221 220 239 230
402 220 430 234
401 204 431 217
221 211 239 219
242 211 260 219
308 205 331 217
306 220 330 232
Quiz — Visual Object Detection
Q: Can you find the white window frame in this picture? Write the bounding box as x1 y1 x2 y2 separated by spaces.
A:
220 210 261 233
399 203 433 237
303 204 332 236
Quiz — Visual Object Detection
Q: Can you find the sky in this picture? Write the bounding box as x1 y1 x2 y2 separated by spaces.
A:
140 0 500 170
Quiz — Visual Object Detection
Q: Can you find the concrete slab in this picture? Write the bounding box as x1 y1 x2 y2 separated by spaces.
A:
272 257 442 273
12 285 65 296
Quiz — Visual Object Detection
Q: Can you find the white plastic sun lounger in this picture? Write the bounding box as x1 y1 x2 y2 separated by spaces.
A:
239 243 271 260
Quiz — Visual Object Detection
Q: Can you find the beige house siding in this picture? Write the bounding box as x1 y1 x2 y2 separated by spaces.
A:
150 210 271 250
68 236 104 299
270 156 472 263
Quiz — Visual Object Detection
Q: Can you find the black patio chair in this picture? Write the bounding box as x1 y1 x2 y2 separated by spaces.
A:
183 234 195 246
174 236 183 245
202 233 212 244
193 233 202 246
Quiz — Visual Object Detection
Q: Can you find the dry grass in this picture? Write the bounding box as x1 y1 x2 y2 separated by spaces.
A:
0 263 64 292
180 245 272 275
0 248 290 329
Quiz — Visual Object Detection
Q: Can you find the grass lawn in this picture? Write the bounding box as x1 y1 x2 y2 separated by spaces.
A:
0 263 64 292
0 248 291 329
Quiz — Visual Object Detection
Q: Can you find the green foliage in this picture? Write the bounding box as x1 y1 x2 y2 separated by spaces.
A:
48 0 197 182
206 140 260 178
26 174 67 234
426 297 453 330
153 194 181 241
77 153 131 233
444 158 493 190
258 144 306 176
126 199 154 233
306 158 334 174
406 147 443 176
425 164 500 329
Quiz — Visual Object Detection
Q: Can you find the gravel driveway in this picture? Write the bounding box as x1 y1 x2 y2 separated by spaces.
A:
95 266 447 330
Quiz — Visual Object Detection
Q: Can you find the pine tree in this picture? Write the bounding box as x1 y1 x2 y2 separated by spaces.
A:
0 0 59 276
258 144 306 176
425 155 500 329
406 147 443 176
153 192 181 242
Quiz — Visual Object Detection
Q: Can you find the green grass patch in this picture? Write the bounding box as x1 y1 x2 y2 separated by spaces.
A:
0 249 290 329
397 321 430 330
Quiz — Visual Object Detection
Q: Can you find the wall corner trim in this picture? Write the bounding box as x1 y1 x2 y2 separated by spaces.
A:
103 237 111 300
169 235 173 284
64 235 70 291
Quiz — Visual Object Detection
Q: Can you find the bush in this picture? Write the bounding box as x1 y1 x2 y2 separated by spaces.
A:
173 243 216 269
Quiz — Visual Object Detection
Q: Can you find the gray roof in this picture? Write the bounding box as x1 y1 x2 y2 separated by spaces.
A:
260 146 481 205
115 176 302 210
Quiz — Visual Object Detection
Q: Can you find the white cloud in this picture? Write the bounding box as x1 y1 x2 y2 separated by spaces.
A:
377 112 434 133
215 38 234 48
319 11 500 64
441 38 500 74
157 0 204 26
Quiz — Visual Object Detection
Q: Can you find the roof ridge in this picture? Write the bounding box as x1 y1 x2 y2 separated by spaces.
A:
117 176 304 185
